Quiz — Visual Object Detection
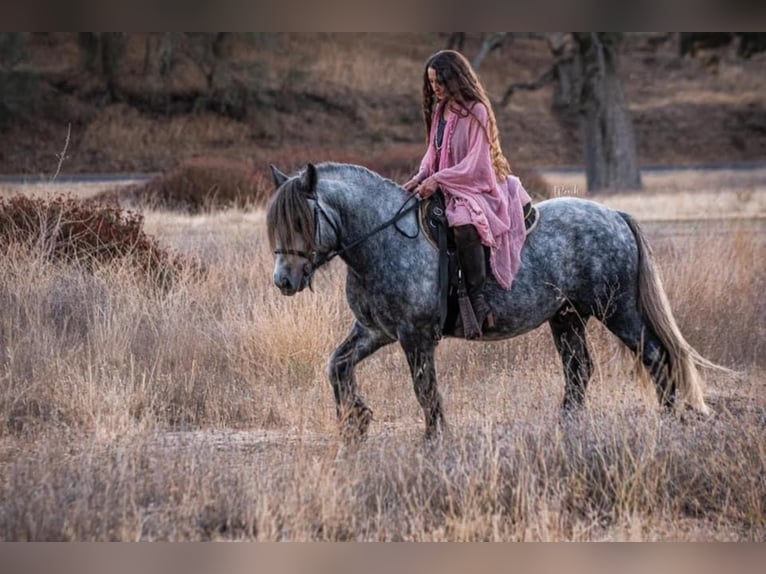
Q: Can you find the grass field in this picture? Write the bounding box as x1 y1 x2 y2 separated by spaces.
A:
0 178 763 541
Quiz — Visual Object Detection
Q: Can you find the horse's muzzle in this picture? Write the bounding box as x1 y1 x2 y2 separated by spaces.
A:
274 274 301 296
276 280 298 296
274 262 312 295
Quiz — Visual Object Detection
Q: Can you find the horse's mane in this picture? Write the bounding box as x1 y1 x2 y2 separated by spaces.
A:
266 163 403 253
313 162 402 192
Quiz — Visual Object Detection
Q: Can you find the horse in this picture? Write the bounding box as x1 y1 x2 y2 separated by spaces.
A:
266 162 718 441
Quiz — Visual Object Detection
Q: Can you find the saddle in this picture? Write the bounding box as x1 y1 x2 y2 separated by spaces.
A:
420 192 539 340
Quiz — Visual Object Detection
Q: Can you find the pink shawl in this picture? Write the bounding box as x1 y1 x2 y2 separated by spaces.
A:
414 101 531 290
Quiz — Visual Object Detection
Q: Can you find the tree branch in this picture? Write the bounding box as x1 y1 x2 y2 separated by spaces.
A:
445 32 465 51
500 67 556 107
472 33 511 71
50 123 71 183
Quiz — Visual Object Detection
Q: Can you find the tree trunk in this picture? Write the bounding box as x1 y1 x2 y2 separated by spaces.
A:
100 33 126 101
545 33 581 131
472 33 510 71
446 33 465 51
574 33 642 192
77 33 100 72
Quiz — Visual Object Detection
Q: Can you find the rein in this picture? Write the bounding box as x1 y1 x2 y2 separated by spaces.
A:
274 193 421 287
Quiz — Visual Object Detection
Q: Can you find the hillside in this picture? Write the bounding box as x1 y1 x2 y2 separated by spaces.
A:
1 33 765 177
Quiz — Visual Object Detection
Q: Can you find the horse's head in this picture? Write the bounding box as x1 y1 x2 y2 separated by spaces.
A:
266 163 321 296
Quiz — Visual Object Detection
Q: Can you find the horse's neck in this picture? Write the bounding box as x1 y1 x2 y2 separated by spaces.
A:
320 174 408 228
317 173 422 266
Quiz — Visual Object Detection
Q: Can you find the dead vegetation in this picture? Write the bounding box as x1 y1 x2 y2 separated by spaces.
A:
0 194 194 285
90 157 272 213
0 187 761 540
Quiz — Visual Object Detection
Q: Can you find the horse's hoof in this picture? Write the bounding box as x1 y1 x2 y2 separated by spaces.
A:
339 404 373 444
678 403 714 424
422 419 448 446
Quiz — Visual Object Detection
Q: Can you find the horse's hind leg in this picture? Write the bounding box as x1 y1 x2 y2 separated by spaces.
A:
399 327 444 439
602 308 675 410
329 321 394 442
549 306 593 410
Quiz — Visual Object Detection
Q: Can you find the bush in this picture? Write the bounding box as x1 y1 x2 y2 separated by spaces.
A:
0 194 190 285
93 157 271 213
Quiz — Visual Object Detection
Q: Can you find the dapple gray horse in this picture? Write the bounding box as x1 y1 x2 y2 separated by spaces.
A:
267 162 715 441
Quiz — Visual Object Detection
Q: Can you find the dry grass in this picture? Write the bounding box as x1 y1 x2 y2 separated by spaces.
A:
304 35 426 96
80 107 255 170
543 168 766 219
0 184 763 541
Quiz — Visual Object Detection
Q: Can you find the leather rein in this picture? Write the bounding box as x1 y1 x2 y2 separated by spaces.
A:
273 194 421 288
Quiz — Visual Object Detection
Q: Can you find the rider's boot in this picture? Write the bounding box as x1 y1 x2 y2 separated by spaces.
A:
454 224 494 340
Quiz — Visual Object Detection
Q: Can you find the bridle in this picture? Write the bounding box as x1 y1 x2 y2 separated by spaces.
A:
273 194 421 289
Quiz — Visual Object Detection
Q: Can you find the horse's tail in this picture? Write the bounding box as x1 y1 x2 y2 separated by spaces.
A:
620 212 726 416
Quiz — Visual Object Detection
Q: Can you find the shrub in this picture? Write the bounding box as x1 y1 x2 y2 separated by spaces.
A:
92 157 271 213
0 194 190 285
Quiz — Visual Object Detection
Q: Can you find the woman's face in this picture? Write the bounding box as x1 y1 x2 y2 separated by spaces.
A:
427 67 447 102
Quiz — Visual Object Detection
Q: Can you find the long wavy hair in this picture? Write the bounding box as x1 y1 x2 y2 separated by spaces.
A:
422 50 512 180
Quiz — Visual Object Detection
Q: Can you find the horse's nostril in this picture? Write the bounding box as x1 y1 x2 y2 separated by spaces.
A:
275 275 290 289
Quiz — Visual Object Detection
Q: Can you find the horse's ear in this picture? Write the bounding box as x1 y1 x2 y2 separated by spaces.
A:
270 164 289 189
301 163 318 195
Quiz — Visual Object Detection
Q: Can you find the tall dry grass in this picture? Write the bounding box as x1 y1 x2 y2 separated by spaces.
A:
0 198 763 540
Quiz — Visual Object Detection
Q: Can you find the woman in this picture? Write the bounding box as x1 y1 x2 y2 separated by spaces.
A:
403 50 532 339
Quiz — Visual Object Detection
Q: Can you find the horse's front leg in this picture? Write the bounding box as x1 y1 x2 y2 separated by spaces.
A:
399 327 445 439
328 321 393 443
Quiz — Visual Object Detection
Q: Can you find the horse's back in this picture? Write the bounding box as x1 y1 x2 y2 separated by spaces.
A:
532 196 636 256
513 197 639 311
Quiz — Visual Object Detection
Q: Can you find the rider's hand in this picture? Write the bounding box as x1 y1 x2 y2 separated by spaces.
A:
415 176 439 199
403 177 420 192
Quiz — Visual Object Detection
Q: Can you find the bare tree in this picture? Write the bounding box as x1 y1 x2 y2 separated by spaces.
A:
737 32 766 58
77 33 126 101
573 33 641 191
497 32 642 192
0 33 39 125
0 33 28 69
446 33 465 52
472 33 511 70
184 33 229 92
